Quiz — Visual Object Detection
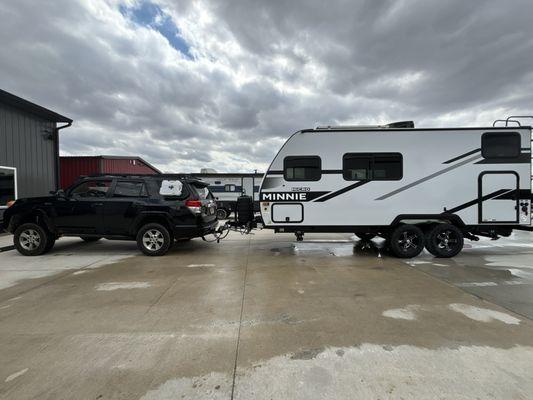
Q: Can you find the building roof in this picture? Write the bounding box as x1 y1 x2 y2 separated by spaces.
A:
0 88 72 123
60 155 162 174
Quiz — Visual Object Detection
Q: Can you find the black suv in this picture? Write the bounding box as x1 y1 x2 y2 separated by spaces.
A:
2 175 218 256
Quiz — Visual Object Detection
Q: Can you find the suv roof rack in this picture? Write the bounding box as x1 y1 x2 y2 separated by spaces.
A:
79 173 205 183
315 121 415 130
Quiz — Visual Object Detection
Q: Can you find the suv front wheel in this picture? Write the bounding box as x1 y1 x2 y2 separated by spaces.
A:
14 223 51 256
136 223 172 256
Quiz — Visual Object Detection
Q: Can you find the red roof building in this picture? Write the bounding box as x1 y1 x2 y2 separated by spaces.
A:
60 156 161 188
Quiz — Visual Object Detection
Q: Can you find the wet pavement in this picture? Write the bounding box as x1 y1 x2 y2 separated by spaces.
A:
0 229 532 399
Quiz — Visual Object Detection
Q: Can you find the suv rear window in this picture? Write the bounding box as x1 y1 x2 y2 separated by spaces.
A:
191 184 212 200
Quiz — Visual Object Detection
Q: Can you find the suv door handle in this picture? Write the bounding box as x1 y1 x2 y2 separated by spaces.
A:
92 203 104 207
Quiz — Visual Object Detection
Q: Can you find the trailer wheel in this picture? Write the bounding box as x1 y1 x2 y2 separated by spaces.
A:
389 225 425 258
426 224 464 258
216 208 229 220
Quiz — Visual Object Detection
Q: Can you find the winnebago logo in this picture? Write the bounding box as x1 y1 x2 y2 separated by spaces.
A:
260 191 329 202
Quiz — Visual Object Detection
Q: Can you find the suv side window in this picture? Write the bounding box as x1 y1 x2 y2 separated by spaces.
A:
113 181 148 197
70 180 112 198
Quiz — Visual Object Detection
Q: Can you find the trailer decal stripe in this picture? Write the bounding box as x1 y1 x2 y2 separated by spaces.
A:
443 149 481 164
313 181 369 202
445 189 511 214
375 155 482 200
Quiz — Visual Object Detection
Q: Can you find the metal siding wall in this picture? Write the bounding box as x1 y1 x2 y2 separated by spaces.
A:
0 103 57 198
102 158 158 174
60 157 100 188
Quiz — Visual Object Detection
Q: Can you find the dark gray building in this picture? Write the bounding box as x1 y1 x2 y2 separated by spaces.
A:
0 89 72 219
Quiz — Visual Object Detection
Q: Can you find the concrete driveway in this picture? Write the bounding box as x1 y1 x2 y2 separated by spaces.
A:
0 230 532 399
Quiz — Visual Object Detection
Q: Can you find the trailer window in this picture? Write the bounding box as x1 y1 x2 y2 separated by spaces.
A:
481 132 521 159
284 156 321 181
225 184 236 192
343 153 402 181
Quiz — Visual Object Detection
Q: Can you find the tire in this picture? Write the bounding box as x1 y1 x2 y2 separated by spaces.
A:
136 223 172 256
13 223 50 256
80 236 101 242
426 224 464 258
43 232 56 254
389 224 425 258
356 233 376 241
216 208 229 220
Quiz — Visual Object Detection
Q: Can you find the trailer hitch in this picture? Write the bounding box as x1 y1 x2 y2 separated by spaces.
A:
202 218 262 243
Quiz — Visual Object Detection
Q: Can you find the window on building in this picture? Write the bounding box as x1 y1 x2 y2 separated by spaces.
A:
481 132 521 159
284 156 322 181
113 181 148 197
70 180 112 198
343 153 402 181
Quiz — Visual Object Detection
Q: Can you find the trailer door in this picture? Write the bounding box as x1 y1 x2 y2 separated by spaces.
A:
479 172 519 223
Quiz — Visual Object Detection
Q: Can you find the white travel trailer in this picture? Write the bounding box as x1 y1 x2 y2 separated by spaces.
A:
183 171 263 219
258 120 533 258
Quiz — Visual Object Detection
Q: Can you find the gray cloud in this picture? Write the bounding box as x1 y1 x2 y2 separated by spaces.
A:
1 0 532 173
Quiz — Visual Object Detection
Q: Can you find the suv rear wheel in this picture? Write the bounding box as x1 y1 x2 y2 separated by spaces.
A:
136 223 172 256
14 223 50 256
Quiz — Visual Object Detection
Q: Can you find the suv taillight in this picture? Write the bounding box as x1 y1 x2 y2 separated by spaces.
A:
185 200 202 214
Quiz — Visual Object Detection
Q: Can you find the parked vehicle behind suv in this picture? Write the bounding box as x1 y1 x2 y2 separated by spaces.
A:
2 175 218 256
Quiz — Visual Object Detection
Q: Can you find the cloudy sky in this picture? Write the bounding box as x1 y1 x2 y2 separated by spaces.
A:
1 0 532 173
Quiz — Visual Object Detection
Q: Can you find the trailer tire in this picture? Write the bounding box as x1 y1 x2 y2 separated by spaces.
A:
426 224 463 258
389 224 425 258
216 208 229 220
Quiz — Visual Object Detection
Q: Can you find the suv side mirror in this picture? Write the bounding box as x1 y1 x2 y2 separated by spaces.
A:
53 189 67 198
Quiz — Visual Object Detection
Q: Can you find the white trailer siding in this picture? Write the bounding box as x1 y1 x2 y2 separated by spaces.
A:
260 128 531 229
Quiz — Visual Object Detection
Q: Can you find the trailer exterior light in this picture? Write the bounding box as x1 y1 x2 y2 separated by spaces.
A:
185 200 202 214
